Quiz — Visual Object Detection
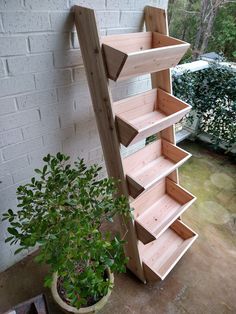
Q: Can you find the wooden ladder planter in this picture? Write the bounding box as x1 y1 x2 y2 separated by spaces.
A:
75 5 198 283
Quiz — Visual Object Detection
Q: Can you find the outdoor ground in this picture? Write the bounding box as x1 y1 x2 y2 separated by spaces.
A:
0 140 235 314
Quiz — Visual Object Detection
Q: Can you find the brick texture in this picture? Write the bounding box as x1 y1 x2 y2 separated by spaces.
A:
0 98 16 115
0 59 5 77
0 0 23 10
7 53 54 75
0 74 35 97
0 37 28 56
0 0 168 271
2 12 51 33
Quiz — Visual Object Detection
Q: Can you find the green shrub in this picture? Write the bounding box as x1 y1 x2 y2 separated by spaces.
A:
2 153 131 309
173 64 236 150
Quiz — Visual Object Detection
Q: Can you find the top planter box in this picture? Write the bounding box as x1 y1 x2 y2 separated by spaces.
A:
101 32 190 81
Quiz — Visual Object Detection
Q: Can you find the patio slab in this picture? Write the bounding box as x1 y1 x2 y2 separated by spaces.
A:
0 140 235 314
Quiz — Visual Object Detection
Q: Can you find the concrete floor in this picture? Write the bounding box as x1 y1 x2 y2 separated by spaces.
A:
0 140 236 314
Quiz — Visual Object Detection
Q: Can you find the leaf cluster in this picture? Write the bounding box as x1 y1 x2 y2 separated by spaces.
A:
2 153 132 308
172 64 236 150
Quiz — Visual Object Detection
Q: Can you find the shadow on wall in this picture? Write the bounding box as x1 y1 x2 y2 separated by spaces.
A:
0 0 168 272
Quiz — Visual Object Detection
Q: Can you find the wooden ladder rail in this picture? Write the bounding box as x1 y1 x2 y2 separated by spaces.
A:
74 5 146 283
145 6 179 185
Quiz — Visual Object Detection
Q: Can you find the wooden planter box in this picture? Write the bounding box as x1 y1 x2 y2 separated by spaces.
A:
139 220 198 281
123 139 191 198
131 178 196 244
113 88 191 147
102 32 190 81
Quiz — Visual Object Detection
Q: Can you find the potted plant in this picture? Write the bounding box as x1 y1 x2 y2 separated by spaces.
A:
2 153 132 313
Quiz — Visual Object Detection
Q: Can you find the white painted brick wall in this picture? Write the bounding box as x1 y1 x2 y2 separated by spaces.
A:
29 33 71 52
0 0 23 10
2 12 51 33
0 0 168 272
0 74 36 97
0 109 40 132
0 129 23 148
0 37 28 56
7 53 54 75
0 59 5 77
0 98 17 115
25 0 68 10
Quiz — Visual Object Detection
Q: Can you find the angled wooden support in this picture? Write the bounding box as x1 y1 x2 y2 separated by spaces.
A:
145 6 178 183
74 5 146 283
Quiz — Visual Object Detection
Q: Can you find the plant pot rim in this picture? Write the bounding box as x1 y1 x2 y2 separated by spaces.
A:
51 268 114 314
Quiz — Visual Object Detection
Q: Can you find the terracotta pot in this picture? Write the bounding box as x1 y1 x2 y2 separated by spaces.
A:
51 269 114 314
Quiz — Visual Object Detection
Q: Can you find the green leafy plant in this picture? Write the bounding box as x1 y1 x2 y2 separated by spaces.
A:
2 153 132 309
172 64 236 151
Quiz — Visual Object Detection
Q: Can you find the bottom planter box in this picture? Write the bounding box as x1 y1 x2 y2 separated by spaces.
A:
139 220 198 281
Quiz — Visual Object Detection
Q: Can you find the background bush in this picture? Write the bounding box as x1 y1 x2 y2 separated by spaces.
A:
172 64 236 150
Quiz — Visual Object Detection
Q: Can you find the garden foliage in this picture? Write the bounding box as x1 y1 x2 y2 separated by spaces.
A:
2 153 131 308
173 64 236 150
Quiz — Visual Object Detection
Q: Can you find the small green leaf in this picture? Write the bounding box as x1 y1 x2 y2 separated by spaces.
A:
8 209 14 216
34 169 42 174
5 236 14 243
43 165 47 174
14 247 25 255
7 227 18 236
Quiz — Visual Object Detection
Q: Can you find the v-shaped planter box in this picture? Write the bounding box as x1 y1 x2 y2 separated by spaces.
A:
123 139 191 198
139 220 198 281
102 32 190 81
131 178 196 244
113 88 191 147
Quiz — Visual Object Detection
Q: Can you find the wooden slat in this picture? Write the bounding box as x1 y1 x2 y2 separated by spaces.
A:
170 219 196 240
152 32 189 48
102 32 153 53
157 88 191 115
162 140 192 164
103 31 188 54
135 194 180 244
166 178 196 205
74 5 145 283
131 179 166 218
131 156 174 189
123 139 162 174
119 45 188 81
113 88 157 116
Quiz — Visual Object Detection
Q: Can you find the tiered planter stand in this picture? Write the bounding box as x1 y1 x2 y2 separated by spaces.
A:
75 5 198 283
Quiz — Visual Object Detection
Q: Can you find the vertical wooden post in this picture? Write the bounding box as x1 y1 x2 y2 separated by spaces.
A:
145 6 179 184
74 6 146 283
